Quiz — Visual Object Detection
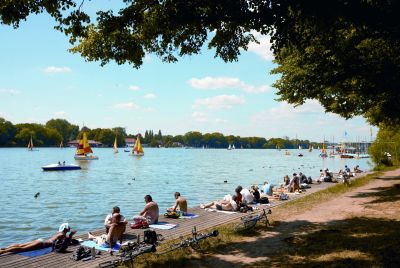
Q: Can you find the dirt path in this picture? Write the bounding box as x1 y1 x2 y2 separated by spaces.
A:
189 168 400 267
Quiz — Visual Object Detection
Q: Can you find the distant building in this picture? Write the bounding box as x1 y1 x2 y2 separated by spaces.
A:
125 138 136 147
68 140 103 148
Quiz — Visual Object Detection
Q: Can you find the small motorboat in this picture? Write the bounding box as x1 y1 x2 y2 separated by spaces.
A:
42 163 81 171
298 153 304 157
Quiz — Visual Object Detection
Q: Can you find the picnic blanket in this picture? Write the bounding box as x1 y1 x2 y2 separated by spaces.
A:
81 240 120 252
149 222 178 230
18 246 53 257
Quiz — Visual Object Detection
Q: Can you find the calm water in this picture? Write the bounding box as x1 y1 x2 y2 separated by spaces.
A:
0 148 372 247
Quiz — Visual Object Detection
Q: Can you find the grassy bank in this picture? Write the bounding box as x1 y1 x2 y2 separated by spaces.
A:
121 166 400 267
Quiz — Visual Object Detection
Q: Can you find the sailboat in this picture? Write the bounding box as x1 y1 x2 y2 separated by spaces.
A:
232 144 235 149
320 143 328 158
227 144 232 150
74 132 99 160
308 144 312 152
131 135 144 156
27 136 33 151
59 140 64 149
113 136 118 154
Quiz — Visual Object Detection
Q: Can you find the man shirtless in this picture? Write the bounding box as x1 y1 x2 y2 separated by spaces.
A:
89 213 126 252
132 195 159 224
167 192 188 215
0 223 76 255
200 195 238 211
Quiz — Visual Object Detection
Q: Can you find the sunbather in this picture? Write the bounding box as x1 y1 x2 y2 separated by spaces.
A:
200 195 238 211
89 213 125 252
167 192 188 215
0 223 76 255
104 206 127 233
132 195 159 224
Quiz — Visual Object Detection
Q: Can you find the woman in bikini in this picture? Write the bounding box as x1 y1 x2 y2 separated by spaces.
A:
0 223 76 255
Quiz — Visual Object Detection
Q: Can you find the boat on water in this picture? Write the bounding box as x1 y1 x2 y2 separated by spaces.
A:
27 135 39 151
320 143 328 158
74 132 99 160
42 163 81 171
232 144 236 149
308 145 312 152
59 140 64 148
298 153 304 157
227 144 232 150
131 135 144 156
113 136 118 154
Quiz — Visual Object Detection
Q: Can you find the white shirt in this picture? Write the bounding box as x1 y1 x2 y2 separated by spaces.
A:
240 188 254 204
104 214 126 225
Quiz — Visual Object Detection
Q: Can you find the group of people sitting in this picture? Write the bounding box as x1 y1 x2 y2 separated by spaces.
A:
0 192 188 255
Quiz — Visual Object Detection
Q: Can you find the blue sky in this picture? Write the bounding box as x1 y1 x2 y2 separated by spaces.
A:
0 3 376 142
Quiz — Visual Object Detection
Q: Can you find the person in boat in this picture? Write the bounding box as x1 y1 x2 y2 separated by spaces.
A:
0 223 76 255
167 192 188 215
200 195 238 211
89 213 125 252
104 206 127 233
132 195 159 224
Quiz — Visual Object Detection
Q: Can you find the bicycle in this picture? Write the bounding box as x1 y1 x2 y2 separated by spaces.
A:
157 226 219 254
234 208 272 231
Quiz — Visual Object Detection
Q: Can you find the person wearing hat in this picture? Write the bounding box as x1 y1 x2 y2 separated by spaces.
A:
0 223 76 255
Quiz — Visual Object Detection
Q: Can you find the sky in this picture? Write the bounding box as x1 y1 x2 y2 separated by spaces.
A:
0 2 376 142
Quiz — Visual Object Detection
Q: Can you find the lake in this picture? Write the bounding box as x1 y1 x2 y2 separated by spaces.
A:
0 147 372 247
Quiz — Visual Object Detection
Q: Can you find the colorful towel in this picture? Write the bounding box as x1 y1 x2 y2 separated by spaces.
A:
149 222 178 230
18 246 53 257
81 240 120 252
180 213 199 219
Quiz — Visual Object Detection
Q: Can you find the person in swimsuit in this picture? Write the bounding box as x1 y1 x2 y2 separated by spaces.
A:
167 192 188 215
200 195 238 211
0 223 76 255
89 213 125 252
132 195 159 224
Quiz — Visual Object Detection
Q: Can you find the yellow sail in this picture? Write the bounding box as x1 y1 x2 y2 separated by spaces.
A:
75 132 93 155
113 136 118 153
132 135 144 155
27 136 33 151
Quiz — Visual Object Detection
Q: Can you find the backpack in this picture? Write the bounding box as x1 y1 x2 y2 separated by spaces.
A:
259 196 269 204
53 238 69 253
144 230 158 244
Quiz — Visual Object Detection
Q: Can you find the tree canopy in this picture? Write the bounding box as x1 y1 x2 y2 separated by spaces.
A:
1 0 399 125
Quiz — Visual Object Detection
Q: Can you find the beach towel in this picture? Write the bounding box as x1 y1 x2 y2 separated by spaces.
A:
18 246 53 257
179 213 199 219
148 222 178 230
205 208 237 214
81 240 120 252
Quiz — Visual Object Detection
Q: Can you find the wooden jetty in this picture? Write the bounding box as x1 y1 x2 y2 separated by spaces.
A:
0 181 342 268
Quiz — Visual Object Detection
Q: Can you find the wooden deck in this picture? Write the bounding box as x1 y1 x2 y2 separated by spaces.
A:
0 181 341 268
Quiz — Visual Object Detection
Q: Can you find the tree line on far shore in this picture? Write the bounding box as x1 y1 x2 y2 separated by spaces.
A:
0 117 319 149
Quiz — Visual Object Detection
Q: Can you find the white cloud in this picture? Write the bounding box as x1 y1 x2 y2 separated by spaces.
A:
54 111 66 116
128 85 140 91
113 102 140 110
188 76 271 93
44 66 72 73
143 93 156 99
0 88 20 95
192 112 209 122
193 95 245 110
247 31 274 61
